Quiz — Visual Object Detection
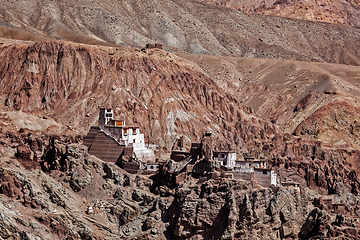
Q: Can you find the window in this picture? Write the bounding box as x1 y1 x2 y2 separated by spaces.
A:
263 170 268 174
133 139 136 143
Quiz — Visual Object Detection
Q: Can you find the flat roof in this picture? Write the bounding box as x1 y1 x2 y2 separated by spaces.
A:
254 167 274 171
235 160 266 162
105 125 140 129
282 181 300 185
213 151 236 154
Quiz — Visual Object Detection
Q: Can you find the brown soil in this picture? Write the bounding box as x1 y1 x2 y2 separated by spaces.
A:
178 53 360 150
0 0 359 66
0 1 359 239
193 0 360 28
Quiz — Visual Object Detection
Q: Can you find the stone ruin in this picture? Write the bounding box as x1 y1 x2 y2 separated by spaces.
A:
145 43 163 50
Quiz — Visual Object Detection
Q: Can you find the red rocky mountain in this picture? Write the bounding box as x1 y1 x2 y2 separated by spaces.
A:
0 0 359 239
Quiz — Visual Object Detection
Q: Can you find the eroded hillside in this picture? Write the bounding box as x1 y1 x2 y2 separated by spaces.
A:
179 53 360 150
0 38 358 191
0 38 359 239
193 0 360 28
0 0 360 236
0 0 360 65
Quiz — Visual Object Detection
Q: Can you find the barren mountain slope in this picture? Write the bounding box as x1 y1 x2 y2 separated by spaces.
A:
0 39 359 188
179 53 360 150
0 1 360 239
0 0 360 65
0 38 280 153
193 0 360 28
0 39 360 239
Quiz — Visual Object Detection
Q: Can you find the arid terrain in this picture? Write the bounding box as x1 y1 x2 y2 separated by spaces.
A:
193 0 360 28
0 0 359 239
179 54 360 150
1 0 360 65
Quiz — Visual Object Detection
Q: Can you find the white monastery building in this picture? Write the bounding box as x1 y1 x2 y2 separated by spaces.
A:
98 108 155 162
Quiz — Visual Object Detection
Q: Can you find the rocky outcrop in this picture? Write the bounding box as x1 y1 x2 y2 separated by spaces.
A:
164 178 360 239
0 141 360 239
0 144 171 239
293 99 360 148
0 28 359 240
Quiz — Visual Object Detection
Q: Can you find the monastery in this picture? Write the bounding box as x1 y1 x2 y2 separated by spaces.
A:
84 111 276 187
169 134 277 187
83 108 156 172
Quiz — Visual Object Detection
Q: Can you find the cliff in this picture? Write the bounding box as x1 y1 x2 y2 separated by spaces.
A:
0 37 359 239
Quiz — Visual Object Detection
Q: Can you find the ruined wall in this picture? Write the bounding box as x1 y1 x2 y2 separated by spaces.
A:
254 170 272 187
233 172 253 181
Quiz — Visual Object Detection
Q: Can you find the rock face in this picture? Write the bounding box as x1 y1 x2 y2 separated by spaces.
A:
0 40 359 197
1 142 359 239
0 0 360 65
0 4 359 238
0 40 237 149
193 0 360 28
164 178 360 239
0 144 171 239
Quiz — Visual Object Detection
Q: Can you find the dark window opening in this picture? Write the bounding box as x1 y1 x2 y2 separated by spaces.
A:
263 170 268 174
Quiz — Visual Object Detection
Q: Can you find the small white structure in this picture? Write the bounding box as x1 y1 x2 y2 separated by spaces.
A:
213 152 236 169
52 209 57 214
146 163 159 171
104 109 114 125
231 157 277 187
271 170 277 186
282 178 300 193
87 206 94 214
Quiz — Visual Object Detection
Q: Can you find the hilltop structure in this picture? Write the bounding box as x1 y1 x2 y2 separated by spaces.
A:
84 108 156 171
